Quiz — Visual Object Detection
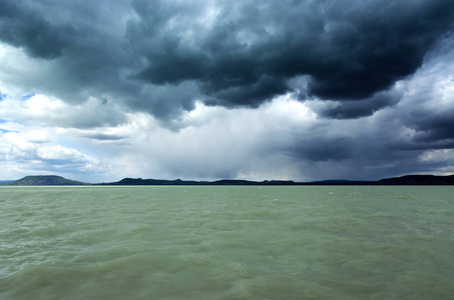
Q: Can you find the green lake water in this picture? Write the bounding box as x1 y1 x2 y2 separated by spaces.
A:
1 186 453 299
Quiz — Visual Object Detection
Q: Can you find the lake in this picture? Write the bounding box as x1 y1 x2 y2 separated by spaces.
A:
1 186 453 299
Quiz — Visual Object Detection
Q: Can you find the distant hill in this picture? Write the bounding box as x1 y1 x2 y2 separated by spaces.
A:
375 174 454 185
99 178 300 186
101 174 454 186
3 175 87 186
98 178 368 186
106 178 207 185
1 174 453 186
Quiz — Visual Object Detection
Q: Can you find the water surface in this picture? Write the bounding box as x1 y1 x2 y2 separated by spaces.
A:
1 186 453 299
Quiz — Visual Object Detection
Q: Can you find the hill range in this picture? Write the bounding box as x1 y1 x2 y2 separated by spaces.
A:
1 175 87 186
1 174 454 186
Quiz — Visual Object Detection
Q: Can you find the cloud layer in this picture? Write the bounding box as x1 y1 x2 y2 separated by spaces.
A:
0 0 453 181
1 0 453 117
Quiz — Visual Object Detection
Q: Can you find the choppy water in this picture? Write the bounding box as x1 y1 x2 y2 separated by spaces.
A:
1 186 453 299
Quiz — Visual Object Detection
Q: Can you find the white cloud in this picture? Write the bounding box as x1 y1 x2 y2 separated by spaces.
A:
25 130 52 143
0 93 126 129
81 96 320 181
420 149 454 163
0 128 108 181
3 131 35 152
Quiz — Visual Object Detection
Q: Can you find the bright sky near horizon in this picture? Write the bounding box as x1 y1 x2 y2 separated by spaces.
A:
0 0 453 182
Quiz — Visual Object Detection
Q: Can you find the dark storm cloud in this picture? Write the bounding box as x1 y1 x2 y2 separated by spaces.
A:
203 76 289 108
0 1 73 59
128 0 454 109
280 120 431 180
0 0 454 119
316 90 401 119
292 140 353 162
0 0 134 105
81 133 126 141
408 111 454 144
0 0 453 121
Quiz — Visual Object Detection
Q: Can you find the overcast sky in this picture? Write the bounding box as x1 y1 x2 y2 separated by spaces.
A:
0 0 453 182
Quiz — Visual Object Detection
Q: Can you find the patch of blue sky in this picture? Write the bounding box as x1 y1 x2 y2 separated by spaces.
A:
0 91 7 101
22 92 37 100
0 119 22 125
0 128 18 134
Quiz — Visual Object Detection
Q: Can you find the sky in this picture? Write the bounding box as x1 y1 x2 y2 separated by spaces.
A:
0 0 453 183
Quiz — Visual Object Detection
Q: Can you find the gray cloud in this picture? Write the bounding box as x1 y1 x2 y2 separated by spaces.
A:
278 120 429 180
315 90 401 119
81 133 127 141
0 1 70 59
127 0 454 108
412 114 454 143
1 0 454 182
0 0 453 121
